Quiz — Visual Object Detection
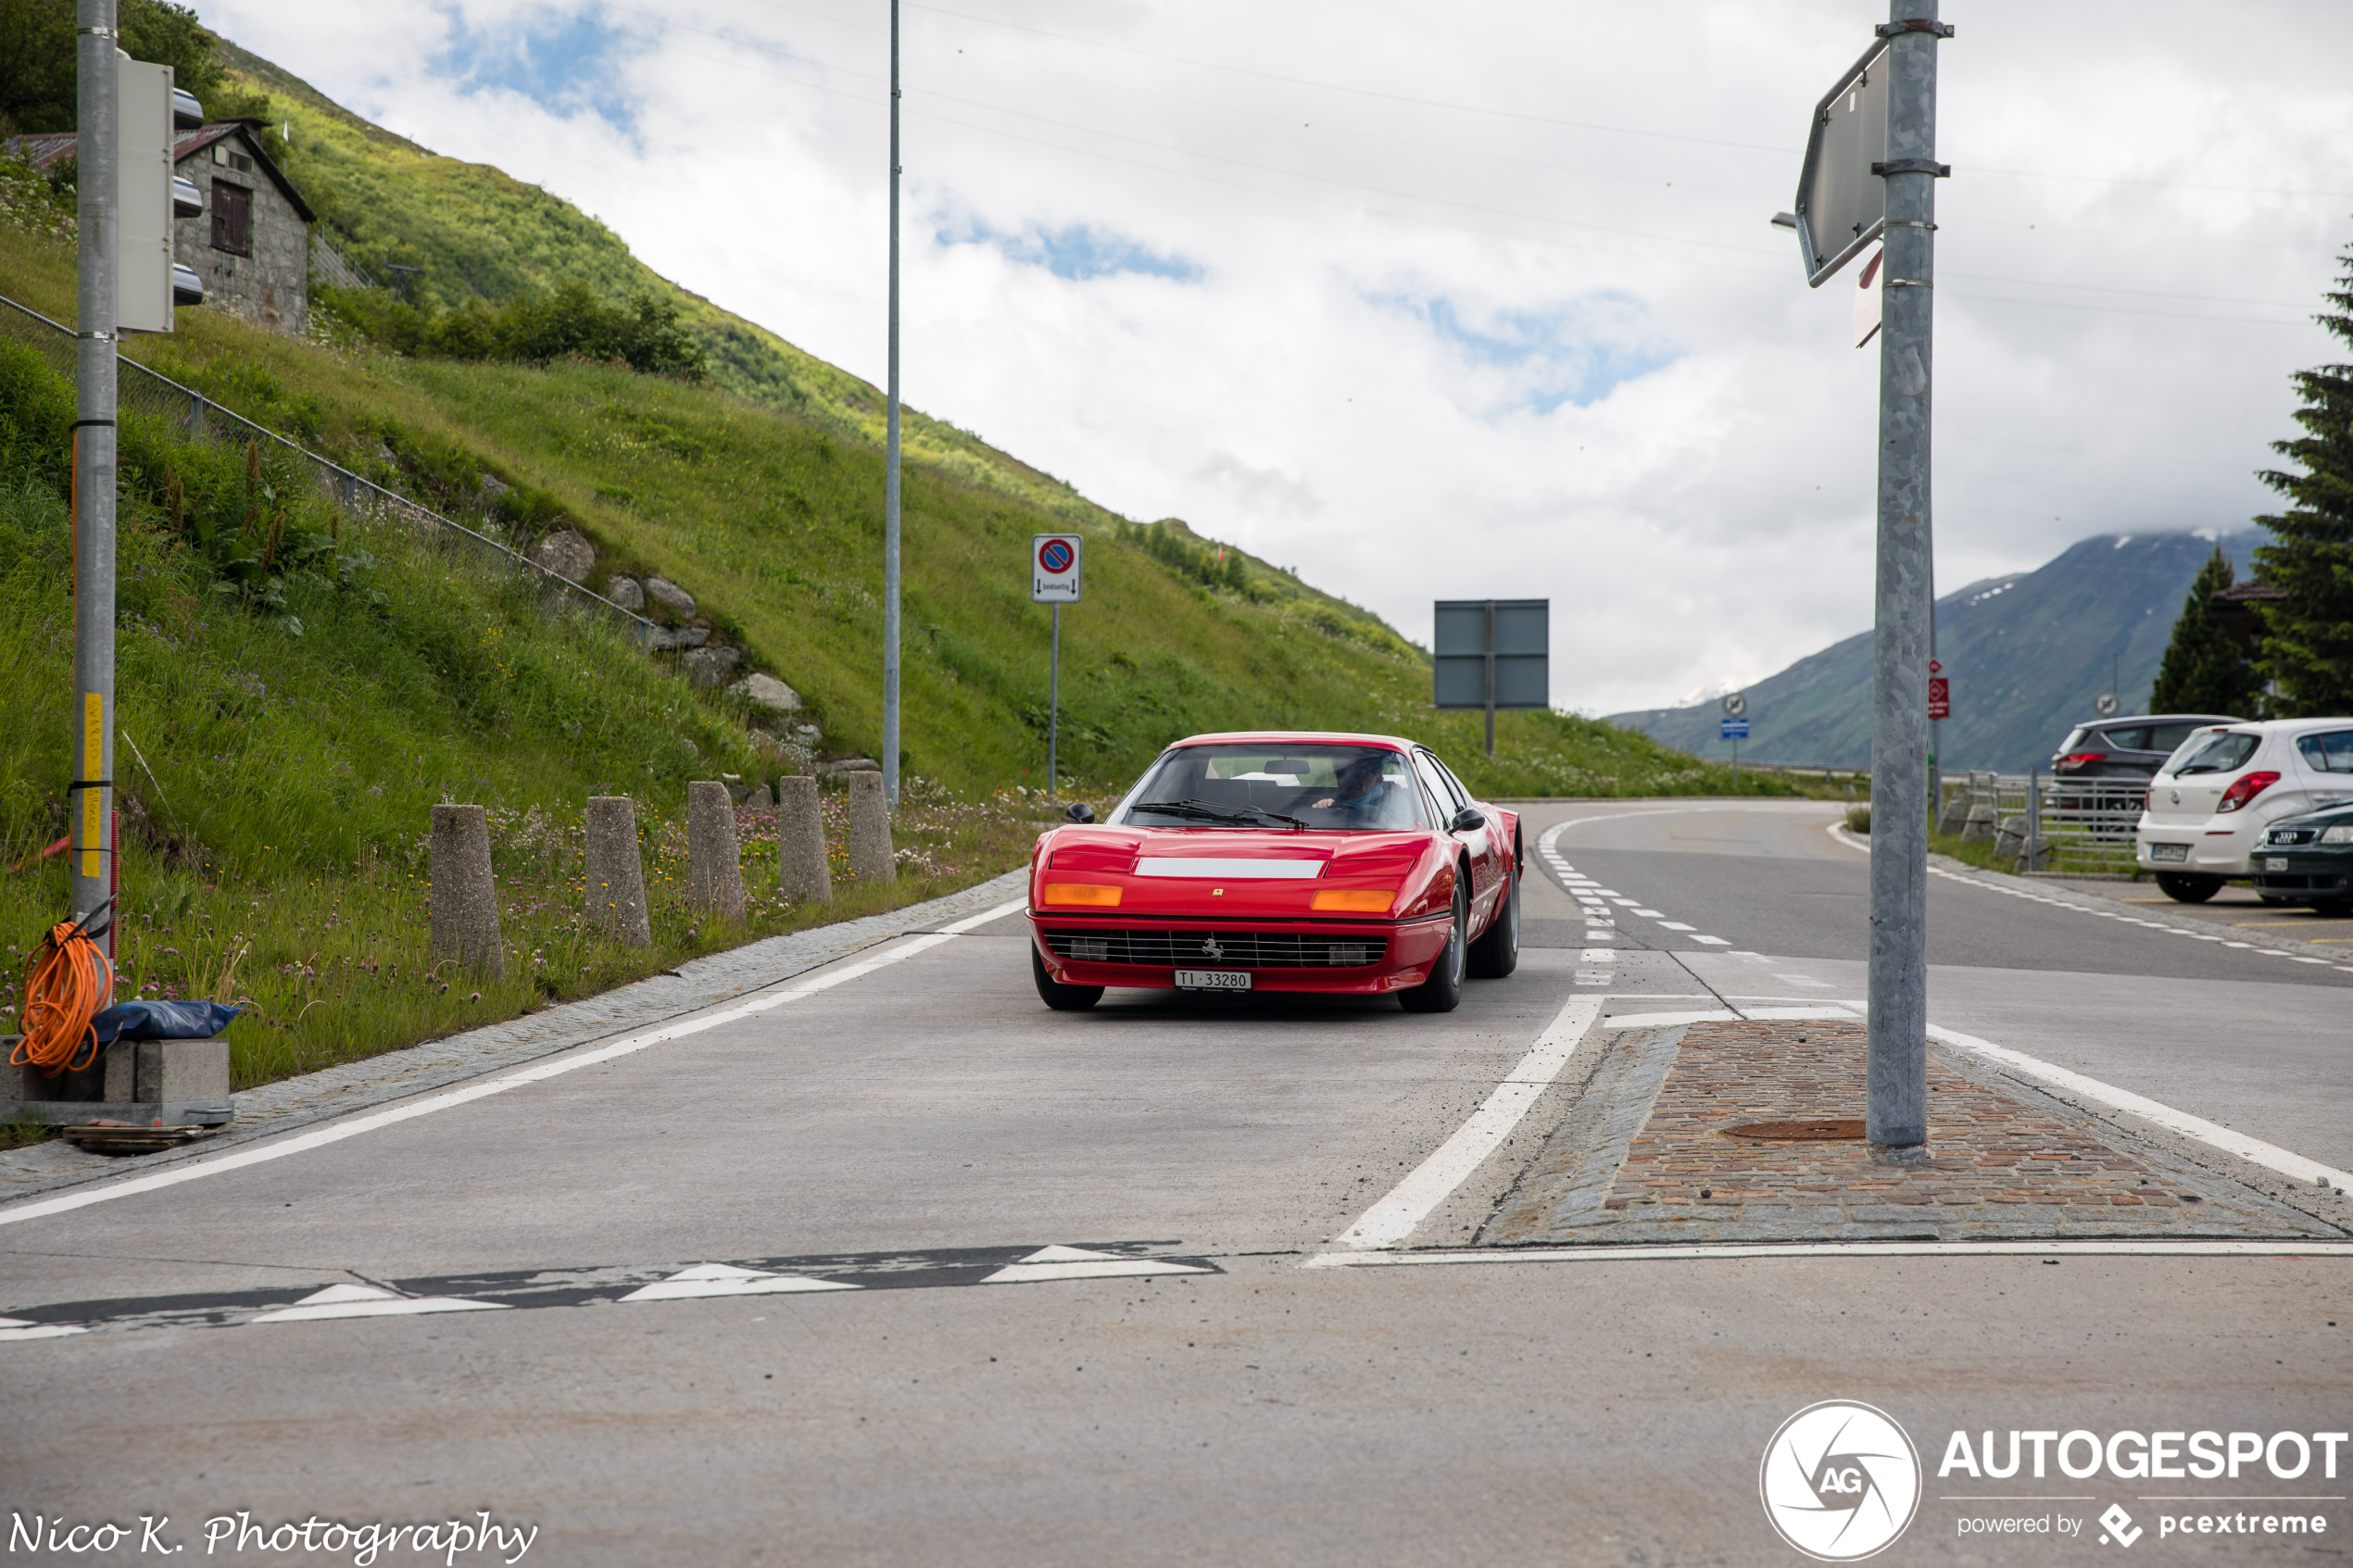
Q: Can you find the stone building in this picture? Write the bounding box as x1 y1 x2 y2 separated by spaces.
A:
3 119 316 335
172 121 315 335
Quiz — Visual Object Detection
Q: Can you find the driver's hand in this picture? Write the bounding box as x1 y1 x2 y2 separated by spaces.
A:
1311 797 1336 809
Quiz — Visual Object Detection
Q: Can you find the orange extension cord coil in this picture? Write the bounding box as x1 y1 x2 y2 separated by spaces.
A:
11 912 115 1077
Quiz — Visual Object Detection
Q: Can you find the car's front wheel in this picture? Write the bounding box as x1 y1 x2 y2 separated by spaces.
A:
1031 944 1103 1011
1466 864 1519 979
1400 880 1466 1013
2156 872 2223 904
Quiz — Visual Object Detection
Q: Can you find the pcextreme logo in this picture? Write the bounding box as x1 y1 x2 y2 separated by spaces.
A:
1760 1400 1924 1562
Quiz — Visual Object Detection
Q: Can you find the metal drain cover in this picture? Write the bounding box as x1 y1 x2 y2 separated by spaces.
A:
1719 1118 1866 1141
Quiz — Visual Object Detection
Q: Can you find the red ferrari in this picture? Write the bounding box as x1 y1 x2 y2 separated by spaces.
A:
1026 732 1521 1012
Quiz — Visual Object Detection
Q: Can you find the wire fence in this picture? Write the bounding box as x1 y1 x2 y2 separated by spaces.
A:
1942 770 2144 872
0 292 657 645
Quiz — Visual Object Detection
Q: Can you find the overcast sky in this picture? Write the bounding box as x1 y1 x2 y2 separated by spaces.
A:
195 0 2353 714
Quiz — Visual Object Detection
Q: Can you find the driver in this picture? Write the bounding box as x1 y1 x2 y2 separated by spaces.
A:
1311 754 1397 822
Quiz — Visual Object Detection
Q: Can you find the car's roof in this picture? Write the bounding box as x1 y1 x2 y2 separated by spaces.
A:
1165 730 1420 752
2080 713 2243 727
2193 718 2353 734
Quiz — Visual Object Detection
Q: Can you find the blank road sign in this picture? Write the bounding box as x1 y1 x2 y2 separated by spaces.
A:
1032 533 1082 602
1433 599 1548 710
1795 41 1891 287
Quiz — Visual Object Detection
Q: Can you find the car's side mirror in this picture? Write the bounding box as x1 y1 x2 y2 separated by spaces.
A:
1065 802 1097 823
1451 806 1486 833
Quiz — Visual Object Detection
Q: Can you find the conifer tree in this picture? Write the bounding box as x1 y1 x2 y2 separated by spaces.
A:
2148 546 2261 716
2253 244 2353 715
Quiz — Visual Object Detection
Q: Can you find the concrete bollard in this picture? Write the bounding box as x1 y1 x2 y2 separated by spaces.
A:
848 770 895 884
430 804 504 978
776 775 831 902
583 796 652 947
686 780 748 921
1959 803 1997 845
1936 793 1971 836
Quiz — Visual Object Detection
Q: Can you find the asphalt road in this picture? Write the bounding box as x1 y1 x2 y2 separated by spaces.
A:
2 799 2347 1565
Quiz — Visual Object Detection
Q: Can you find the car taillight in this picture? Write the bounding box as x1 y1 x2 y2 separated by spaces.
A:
2215 771 2281 813
2054 751 2107 773
2145 785 2154 812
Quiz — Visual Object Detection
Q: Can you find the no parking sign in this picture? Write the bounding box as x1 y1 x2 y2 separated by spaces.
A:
1033 534 1083 603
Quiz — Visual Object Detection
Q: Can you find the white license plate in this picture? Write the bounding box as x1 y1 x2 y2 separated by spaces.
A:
2148 843 2190 862
2265 856 2289 872
1175 969 1252 992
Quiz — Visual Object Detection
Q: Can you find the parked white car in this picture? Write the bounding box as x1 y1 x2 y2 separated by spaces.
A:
2136 719 2353 901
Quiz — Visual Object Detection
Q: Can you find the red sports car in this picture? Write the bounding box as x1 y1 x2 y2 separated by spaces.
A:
1026 732 1521 1012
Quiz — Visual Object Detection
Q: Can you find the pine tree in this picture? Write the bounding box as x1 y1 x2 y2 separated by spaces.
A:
2253 245 2353 715
2148 546 2261 716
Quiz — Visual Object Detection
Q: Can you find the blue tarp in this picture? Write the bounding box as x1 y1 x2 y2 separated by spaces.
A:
88 999 241 1045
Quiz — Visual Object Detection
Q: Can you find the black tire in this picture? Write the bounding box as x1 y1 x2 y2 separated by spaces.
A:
2312 900 2353 918
1031 943 1103 1011
1400 878 1466 1013
1466 863 1519 979
2156 872 2223 904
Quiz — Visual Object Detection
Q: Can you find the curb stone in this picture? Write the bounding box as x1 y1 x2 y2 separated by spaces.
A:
0 869 1030 1207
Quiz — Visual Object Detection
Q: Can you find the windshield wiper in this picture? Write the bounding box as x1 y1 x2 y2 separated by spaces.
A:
1130 798 1309 829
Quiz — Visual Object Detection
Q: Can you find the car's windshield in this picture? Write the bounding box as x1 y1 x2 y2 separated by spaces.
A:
2170 731 2259 776
1116 745 1429 832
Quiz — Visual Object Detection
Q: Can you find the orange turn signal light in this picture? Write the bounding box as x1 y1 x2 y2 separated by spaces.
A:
1311 888 1396 913
1041 882 1123 907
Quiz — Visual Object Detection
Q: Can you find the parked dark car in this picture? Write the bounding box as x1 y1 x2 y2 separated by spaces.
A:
2252 804 2353 914
2050 713 2242 781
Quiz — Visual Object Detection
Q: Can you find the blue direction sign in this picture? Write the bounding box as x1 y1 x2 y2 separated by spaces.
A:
1721 718 1751 741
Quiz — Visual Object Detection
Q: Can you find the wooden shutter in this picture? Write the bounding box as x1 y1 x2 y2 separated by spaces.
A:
210 182 251 257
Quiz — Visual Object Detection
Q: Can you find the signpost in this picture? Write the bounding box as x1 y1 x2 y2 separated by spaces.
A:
1033 534 1083 799
1786 2 1950 1162
1434 599 1549 756
1720 696 1751 789
1927 659 1949 721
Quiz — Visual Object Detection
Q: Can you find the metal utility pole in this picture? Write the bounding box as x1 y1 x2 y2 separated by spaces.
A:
73 0 120 947
881 0 902 809
1864 0 1945 1160
1047 602 1060 800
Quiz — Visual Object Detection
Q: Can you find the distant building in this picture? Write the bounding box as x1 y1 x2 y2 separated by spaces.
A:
4 119 317 335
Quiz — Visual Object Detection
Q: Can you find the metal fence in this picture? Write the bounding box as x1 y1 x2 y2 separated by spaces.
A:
0 292 656 644
1942 770 2145 873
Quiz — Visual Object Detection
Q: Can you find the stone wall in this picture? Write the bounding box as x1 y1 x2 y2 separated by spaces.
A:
175 130 308 336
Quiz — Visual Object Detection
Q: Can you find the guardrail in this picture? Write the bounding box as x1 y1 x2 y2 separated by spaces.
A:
0 293 657 644
1942 770 2143 873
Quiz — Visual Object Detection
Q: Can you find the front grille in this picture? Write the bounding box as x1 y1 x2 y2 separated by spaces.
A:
2253 873 2347 893
2266 828 2318 847
1044 928 1388 969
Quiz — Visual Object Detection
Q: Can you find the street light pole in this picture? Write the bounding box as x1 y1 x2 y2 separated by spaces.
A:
73 0 120 947
1865 0 1945 1160
882 0 902 809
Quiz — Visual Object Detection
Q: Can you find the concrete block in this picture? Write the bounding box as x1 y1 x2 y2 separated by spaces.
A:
1959 803 1997 845
584 796 652 947
1935 795 1971 836
848 771 895 885
776 775 831 902
430 803 505 978
102 1037 231 1102
686 781 748 921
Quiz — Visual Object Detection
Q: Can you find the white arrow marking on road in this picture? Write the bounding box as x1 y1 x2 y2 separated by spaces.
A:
252 1283 509 1323
0 1316 86 1341
620 1264 861 1302
981 1246 1210 1284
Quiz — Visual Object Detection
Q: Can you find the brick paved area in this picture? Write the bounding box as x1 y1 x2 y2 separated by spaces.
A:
1481 1019 2346 1245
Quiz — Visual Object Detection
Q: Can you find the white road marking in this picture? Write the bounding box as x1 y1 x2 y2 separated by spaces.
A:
1579 949 1618 962
1334 995 1604 1249
1304 1239 2353 1270
252 1283 508 1323
982 1245 1210 1284
1692 935 1731 946
620 1264 862 1302
1926 1024 2353 1193
0 897 1034 1231
0 1320 86 1341
1656 921 1695 931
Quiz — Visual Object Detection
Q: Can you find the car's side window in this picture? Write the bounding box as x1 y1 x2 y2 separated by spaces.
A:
2100 726 2151 752
2146 722 2201 753
1414 751 1464 822
2296 731 2353 774
1434 757 1478 807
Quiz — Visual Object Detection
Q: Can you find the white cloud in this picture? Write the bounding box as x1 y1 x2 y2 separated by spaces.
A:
195 0 2353 713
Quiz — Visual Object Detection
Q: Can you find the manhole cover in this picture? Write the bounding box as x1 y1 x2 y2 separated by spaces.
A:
1719 1118 1866 1141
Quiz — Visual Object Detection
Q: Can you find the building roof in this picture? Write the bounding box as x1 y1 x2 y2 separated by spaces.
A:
2 121 315 224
